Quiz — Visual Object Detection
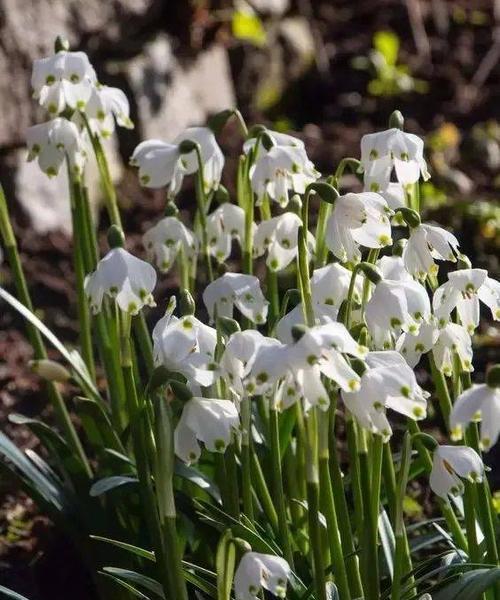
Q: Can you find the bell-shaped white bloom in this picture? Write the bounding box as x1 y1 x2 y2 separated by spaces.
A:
341 351 429 440
243 336 289 396
243 129 304 157
32 50 96 115
366 278 431 348
276 303 338 345
432 322 473 377
450 383 500 450
403 223 459 280
430 445 484 499
254 212 314 272
83 84 133 137
143 216 198 273
174 397 240 465
220 330 267 397
396 321 439 367
376 255 412 282
131 126 224 195
203 273 269 325
152 304 217 388
360 128 430 188
433 269 499 332
234 552 291 600
84 247 156 315
325 192 392 263
250 146 319 208
312 262 361 307
27 118 86 178
207 203 248 263
376 182 406 210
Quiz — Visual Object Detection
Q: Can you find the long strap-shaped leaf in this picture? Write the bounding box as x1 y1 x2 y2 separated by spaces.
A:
0 584 32 599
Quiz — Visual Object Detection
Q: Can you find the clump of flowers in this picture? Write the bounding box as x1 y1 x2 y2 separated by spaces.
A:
0 40 498 600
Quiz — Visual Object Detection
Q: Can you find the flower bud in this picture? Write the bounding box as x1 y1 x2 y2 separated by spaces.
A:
164 201 179 217
395 207 421 229
169 380 193 403
291 324 308 342
306 181 340 205
147 365 175 394
178 139 198 154
107 225 125 249
54 35 70 53
357 262 383 285
217 316 241 337
29 359 71 383
231 537 252 553
207 109 235 134
389 110 404 130
179 289 195 316
486 365 500 388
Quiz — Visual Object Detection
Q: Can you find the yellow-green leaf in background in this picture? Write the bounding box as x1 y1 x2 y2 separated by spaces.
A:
373 30 400 66
232 7 266 47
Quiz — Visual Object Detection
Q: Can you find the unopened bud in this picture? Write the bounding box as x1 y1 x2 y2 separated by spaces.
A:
107 225 125 249
178 139 198 155
217 316 241 337
291 324 308 342
396 207 421 229
358 263 382 285
54 35 70 53
207 109 235 134
389 110 404 130
147 366 174 395
179 290 195 316
486 365 500 388
231 538 252 553
29 359 71 383
306 181 339 205
169 380 193 403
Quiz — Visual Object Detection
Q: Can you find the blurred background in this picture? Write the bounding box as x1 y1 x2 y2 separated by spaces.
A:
0 0 499 598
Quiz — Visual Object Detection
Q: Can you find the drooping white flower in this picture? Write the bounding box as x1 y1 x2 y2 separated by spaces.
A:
243 336 289 396
450 383 500 450
341 351 429 440
220 330 267 397
26 118 86 178
254 212 314 271
376 255 413 282
403 223 459 280
131 126 224 196
433 269 499 332
429 445 484 499
365 278 431 348
376 182 406 210
432 322 473 377
82 84 133 137
203 273 269 325
84 247 156 315
143 216 198 273
396 321 439 367
152 303 217 388
360 128 430 189
325 192 393 263
174 397 240 465
31 50 96 115
275 303 338 345
250 146 319 208
243 130 304 157
207 203 248 263
234 551 290 600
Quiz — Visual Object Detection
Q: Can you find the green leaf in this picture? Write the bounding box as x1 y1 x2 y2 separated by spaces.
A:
373 30 400 66
216 530 235 600
90 476 139 497
100 572 152 599
232 6 266 47
90 535 155 562
0 286 99 398
378 508 395 579
74 397 124 454
278 406 297 458
102 568 164 598
175 459 221 502
433 567 500 600
0 584 32 599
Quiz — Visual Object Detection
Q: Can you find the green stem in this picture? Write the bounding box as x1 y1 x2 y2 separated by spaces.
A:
250 451 279 532
299 190 315 327
346 417 364 539
259 195 279 327
240 397 254 521
193 145 214 282
133 314 154 377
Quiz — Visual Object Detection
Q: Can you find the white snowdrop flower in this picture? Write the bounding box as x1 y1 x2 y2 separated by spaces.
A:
275 303 338 345
84 247 156 315
360 128 430 189
254 212 314 272
207 203 248 263
433 268 499 332
403 223 460 280
143 216 198 273
203 273 269 325
450 382 500 450
220 330 267 397
234 551 290 600
376 255 413 282
250 146 319 208
366 278 431 348
83 84 133 137
376 182 406 210
432 322 473 377
243 130 304 157
325 192 393 263
396 321 439 367
131 126 224 196
152 304 217 388
341 351 429 440
174 397 240 465
26 118 86 178
311 262 361 308
243 337 289 396
32 50 96 115
429 445 484 500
